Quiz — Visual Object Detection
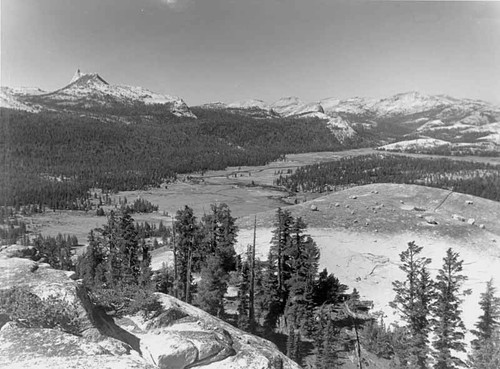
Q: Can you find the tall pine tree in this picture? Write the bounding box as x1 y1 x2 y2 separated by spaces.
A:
432 248 467 369
263 208 293 331
391 241 434 369
284 218 320 363
469 279 500 369
201 203 238 273
194 255 228 318
173 205 201 304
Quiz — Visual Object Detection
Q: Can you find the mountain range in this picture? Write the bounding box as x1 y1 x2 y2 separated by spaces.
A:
1 70 499 154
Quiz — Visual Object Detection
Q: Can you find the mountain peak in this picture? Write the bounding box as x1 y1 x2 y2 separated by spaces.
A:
69 69 82 84
67 69 108 87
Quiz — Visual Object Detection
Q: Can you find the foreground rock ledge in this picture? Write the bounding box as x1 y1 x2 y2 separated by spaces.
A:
0 250 300 369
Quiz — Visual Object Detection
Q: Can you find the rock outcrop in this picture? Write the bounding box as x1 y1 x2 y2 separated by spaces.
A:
0 250 300 369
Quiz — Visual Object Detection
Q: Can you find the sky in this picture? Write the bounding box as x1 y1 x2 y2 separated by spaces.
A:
1 0 499 105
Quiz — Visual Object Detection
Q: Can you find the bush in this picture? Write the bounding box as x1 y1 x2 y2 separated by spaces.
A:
89 283 163 319
0 287 81 335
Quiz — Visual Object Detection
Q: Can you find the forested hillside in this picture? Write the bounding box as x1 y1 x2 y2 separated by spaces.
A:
0 107 364 209
275 154 500 201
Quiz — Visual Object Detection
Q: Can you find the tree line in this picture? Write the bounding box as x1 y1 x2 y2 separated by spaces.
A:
275 154 500 201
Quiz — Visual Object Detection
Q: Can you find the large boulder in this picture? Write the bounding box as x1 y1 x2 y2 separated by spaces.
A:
0 251 300 369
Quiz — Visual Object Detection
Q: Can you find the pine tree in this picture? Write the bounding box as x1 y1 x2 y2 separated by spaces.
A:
390 241 434 369
201 203 238 273
194 255 227 317
472 279 500 346
237 260 251 331
313 268 348 306
76 211 155 316
270 208 293 295
469 279 500 369
283 218 320 363
263 249 282 331
314 305 343 369
174 206 200 303
263 208 294 331
432 248 467 369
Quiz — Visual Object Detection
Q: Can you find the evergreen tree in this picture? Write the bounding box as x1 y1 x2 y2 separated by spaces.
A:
313 268 348 306
270 208 293 295
76 211 155 316
313 305 343 369
76 230 101 284
201 203 238 272
263 208 293 331
432 248 467 369
263 249 282 331
469 279 500 369
390 241 433 369
237 260 251 331
472 279 500 346
154 263 173 295
284 219 320 362
173 205 200 303
468 331 500 369
194 255 228 318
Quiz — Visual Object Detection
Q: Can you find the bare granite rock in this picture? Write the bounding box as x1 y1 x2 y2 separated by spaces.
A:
0 252 300 369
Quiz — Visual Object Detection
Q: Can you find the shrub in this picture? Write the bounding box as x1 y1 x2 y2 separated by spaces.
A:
89 283 163 319
0 287 81 335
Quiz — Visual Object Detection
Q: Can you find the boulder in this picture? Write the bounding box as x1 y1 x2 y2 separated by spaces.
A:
424 216 438 225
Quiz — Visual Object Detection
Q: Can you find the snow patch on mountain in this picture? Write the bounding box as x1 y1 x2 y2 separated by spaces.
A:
371 91 451 117
228 99 270 111
325 116 357 142
379 138 451 152
199 102 229 110
322 97 377 116
10 87 46 96
0 87 43 112
270 96 324 118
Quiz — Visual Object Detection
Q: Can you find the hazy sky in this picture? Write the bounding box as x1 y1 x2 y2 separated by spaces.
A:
2 0 499 105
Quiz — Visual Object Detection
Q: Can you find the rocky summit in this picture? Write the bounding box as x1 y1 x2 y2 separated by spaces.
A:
0 246 300 369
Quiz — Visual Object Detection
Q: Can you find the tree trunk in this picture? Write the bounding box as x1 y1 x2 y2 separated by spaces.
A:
172 219 178 298
249 215 256 328
186 245 192 303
